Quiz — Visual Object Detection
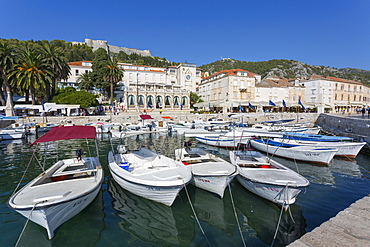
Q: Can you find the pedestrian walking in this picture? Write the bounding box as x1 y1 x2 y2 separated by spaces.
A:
361 107 366 118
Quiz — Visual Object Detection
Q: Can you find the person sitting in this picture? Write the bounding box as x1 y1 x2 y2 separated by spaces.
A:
76 149 83 161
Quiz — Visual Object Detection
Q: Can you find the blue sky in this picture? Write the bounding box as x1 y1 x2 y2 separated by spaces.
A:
1 0 370 70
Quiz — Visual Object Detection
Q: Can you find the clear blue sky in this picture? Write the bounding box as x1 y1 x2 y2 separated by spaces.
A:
1 0 370 70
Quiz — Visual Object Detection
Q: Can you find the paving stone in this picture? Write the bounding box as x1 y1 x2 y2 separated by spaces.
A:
288 195 370 247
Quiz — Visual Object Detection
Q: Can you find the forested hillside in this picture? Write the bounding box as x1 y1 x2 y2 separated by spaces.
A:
199 59 370 85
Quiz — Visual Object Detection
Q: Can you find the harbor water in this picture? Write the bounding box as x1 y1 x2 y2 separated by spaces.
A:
1 132 370 247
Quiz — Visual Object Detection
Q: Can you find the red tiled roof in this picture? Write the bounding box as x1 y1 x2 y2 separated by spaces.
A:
68 61 92 66
310 75 363 85
203 69 258 80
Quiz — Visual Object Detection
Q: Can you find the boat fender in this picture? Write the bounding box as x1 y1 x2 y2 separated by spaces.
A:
182 162 189 166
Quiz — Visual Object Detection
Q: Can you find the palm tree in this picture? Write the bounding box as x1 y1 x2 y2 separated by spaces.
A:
39 42 71 100
77 71 94 91
8 45 53 105
103 56 124 104
0 41 16 106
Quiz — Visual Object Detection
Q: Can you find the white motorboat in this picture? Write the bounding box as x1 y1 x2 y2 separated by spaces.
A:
272 138 366 158
84 122 112 133
108 146 192 206
229 150 310 209
174 145 238 198
196 135 251 148
250 138 338 165
250 119 321 134
110 124 168 138
7 126 104 239
0 129 25 140
35 123 60 133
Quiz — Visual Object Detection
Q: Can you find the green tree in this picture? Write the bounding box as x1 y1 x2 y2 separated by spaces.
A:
190 91 203 108
91 48 109 96
103 56 124 104
8 45 53 104
0 40 16 106
39 42 71 100
51 88 99 108
76 71 94 91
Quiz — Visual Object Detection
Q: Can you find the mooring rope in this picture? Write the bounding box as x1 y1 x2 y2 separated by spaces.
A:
228 184 247 247
11 149 37 197
182 180 212 247
271 183 291 247
15 201 44 247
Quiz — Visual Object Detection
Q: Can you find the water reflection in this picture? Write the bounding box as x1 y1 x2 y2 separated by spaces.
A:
108 178 195 247
16 191 105 246
191 186 236 235
233 182 306 247
330 157 361 178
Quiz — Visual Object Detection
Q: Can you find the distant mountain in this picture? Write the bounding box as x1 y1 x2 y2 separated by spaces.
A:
199 59 370 85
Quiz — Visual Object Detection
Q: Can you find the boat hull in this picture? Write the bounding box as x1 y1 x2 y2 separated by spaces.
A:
108 150 192 206
274 139 366 158
14 188 100 239
110 170 185 206
250 139 337 164
236 175 302 209
196 136 250 148
192 173 237 198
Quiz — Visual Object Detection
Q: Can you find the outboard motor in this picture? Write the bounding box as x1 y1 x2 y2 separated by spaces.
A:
184 141 192 150
76 149 83 161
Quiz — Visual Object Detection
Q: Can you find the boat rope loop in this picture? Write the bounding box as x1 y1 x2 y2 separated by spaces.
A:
228 184 247 247
15 201 45 247
182 179 212 247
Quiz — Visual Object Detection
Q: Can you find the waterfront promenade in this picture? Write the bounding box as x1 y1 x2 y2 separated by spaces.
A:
288 195 370 247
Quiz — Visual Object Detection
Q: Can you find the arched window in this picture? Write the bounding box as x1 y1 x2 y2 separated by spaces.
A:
156 96 163 108
138 95 145 106
128 95 135 105
173 96 180 105
182 96 188 106
147 95 154 108
165 96 171 106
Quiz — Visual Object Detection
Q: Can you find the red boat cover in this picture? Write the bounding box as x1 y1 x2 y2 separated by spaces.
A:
140 115 153 120
30 125 96 146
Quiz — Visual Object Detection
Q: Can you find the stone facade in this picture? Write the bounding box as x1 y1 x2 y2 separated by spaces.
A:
72 39 151 57
59 61 202 111
300 75 370 112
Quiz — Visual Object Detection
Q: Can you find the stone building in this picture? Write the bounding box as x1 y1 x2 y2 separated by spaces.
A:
71 39 151 57
197 69 261 113
59 61 202 111
255 76 305 111
300 75 370 113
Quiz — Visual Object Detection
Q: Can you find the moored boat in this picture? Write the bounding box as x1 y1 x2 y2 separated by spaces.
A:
174 144 238 197
250 138 338 164
196 135 251 148
229 150 310 209
7 125 104 239
108 146 192 206
272 138 366 158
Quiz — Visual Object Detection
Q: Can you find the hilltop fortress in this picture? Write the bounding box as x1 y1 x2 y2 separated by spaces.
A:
72 38 151 57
